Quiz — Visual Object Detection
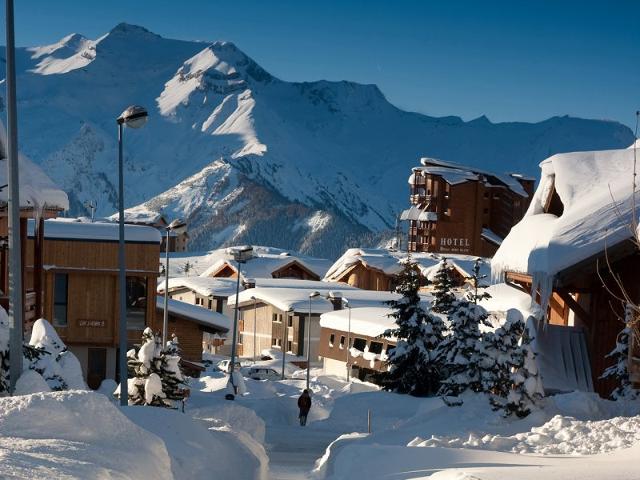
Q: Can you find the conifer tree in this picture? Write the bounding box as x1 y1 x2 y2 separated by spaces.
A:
467 258 491 304
431 259 457 314
119 328 188 407
438 299 492 401
382 259 446 396
601 325 639 400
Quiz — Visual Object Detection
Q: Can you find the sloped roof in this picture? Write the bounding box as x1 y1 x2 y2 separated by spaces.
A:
156 296 230 332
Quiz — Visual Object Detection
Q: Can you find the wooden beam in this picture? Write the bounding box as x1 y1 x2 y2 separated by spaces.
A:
505 271 533 285
556 289 593 328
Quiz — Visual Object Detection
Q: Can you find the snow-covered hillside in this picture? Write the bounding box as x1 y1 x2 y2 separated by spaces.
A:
1 23 634 257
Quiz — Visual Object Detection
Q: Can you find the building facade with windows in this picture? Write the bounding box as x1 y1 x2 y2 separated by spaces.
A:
404 158 534 257
25 219 161 390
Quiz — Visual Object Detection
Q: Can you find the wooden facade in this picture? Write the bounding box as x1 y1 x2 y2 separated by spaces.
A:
333 261 393 291
407 160 534 256
23 227 160 389
209 259 321 281
505 239 640 397
318 326 395 382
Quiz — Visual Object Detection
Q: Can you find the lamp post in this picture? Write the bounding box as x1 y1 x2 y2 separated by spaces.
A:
5 0 23 394
307 291 321 390
116 105 148 407
228 245 253 396
251 295 257 363
281 308 293 380
162 219 187 348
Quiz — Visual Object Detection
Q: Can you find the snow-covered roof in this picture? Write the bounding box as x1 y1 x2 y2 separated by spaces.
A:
228 286 400 314
481 228 503 246
27 218 162 243
492 147 639 298
0 121 69 211
200 247 332 280
324 248 491 284
158 276 239 297
156 296 230 332
412 157 529 197
107 206 166 225
320 306 397 339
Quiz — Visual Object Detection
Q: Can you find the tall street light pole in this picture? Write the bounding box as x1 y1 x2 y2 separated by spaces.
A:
116 105 148 407
307 291 321 390
251 295 257 363
5 0 23 394
162 219 187 348
228 245 253 397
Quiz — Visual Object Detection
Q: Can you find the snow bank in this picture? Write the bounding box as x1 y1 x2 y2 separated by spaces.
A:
0 391 172 479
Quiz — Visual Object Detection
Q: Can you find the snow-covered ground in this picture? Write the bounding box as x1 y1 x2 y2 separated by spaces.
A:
2 349 640 479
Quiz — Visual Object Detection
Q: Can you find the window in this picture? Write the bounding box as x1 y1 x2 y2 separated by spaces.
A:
339 335 346 349
53 273 68 327
484 192 489 199
272 337 277 346
369 341 383 354
329 333 335 347
216 299 223 313
208 299 212 310
352 338 367 352
287 341 292 352
126 276 147 330
288 315 293 327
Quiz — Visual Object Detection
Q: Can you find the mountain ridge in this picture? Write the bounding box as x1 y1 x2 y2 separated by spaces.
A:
0 23 634 257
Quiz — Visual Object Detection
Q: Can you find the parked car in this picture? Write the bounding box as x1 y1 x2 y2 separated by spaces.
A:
217 359 241 373
247 366 281 381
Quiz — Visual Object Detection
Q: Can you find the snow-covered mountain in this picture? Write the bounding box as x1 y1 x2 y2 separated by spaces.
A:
1 23 634 257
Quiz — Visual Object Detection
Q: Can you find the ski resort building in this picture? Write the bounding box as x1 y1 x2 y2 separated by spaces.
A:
24 219 161 389
112 209 189 252
202 250 332 282
318 307 397 382
324 248 490 292
228 284 398 365
492 146 640 396
404 158 534 257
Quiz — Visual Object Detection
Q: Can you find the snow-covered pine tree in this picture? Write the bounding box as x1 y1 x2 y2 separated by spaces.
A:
601 325 639 400
438 299 492 401
382 259 446 396
160 334 187 403
431 259 457 314
467 258 491 304
121 328 188 407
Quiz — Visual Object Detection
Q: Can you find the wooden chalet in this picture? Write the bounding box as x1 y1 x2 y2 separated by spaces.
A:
492 146 640 397
318 307 396 383
24 219 161 389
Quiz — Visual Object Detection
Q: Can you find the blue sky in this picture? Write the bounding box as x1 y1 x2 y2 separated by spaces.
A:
7 0 640 128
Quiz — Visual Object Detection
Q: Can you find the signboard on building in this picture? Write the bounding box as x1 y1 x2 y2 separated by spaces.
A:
439 237 472 254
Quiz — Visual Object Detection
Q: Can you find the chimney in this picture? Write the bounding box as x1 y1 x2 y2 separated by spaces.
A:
243 278 256 289
328 291 343 311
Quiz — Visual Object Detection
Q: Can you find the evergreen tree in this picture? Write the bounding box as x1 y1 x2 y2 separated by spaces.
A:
431 259 457 314
119 328 188 407
382 259 446 396
601 325 639 400
483 311 542 417
438 299 492 401
467 258 491 304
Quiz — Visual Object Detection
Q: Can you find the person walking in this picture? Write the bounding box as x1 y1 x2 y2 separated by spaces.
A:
297 389 312 426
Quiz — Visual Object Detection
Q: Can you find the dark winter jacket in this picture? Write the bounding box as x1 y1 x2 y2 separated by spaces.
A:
297 392 311 414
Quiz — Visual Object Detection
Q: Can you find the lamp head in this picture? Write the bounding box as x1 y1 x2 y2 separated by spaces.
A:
309 291 321 299
227 245 254 263
117 105 148 129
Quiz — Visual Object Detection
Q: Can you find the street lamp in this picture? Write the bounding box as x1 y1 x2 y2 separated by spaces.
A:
251 295 257 363
116 105 148 407
228 245 253 396
162 218 187 347
281 308 293 380
307 291 321 390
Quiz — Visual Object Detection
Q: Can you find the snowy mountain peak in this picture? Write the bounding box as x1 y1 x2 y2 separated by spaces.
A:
107 23 161 40
27 32 96 75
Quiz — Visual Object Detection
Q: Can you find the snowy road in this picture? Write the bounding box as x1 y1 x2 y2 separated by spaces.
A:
266 424 341 479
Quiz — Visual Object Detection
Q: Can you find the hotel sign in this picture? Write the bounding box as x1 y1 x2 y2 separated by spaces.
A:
78 319 105 328
440 237 471 253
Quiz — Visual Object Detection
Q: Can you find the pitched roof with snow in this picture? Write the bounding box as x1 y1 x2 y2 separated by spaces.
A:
324 248 491 285
200 247 332 280
320 306 397 338
0 121 69 211
156 297 230 332
28 218 162 243
492 146 639 297
228 286 400 314
158 276 239 297
411 157 530 197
